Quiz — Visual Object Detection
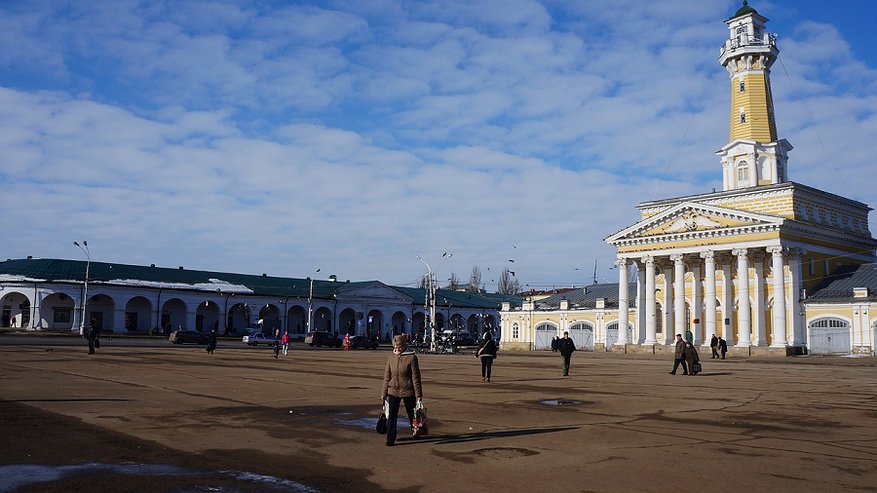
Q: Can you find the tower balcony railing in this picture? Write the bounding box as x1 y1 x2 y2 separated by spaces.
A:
720 32 777 57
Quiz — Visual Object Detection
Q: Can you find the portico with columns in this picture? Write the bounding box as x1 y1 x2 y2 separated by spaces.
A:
605 1 876 355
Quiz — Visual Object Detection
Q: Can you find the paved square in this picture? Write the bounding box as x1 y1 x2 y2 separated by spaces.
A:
2 343 876 492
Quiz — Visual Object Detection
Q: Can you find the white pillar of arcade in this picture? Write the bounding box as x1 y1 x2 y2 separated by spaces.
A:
616 258 630 346
644 256 657 345
768 246 788 348
672 254 686 338
734 249 752 347
701 250 717 343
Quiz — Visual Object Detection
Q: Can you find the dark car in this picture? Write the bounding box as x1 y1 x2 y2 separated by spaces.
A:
304 331 342 348
456 333 477 346
348 335 379 350
168 330 208 345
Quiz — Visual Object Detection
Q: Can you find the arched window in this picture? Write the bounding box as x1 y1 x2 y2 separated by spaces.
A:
512 322 519 339
737 161 749 184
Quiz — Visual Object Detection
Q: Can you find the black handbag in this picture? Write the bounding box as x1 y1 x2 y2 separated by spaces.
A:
376 410 387 434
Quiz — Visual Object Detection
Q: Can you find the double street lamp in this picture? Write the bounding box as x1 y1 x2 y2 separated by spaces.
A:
73 240 90 335
307 268 320 332
416 252 452 353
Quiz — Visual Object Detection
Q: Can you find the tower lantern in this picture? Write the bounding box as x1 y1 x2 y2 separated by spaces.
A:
716 1 792 191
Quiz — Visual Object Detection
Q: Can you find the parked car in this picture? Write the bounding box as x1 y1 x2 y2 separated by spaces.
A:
169 330 208 345
455 332 477 346
348 335 379 350
305 331 342 348
242 333 275 346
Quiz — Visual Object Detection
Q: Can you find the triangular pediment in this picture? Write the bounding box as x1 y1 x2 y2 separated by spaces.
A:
606 202 785 244
336 281 414 303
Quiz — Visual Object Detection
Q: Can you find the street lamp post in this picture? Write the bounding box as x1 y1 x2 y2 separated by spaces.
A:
73 240 90 336
307 269 320 332
416 252 452 353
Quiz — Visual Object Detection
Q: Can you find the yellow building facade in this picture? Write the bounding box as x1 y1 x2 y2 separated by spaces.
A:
500 2 877 356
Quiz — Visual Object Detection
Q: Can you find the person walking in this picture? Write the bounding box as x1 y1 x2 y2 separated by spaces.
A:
281 331 290 356
476 331 497 382
272 328 281 359
86 323 101 355
206 328 217 354
710 334 719 359
684 328 694 344
718 336 728 359
684 341 701 375
380 334 423 446
557 331 576 377
669 334 688 375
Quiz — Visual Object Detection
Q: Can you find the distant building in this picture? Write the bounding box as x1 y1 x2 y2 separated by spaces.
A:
500 2 877 356
0 258 513 340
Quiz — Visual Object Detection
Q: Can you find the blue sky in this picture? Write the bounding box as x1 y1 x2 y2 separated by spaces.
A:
1 0 875 290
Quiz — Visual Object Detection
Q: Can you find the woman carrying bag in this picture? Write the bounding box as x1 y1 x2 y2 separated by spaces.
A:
476 331 497 382
380 334 424 446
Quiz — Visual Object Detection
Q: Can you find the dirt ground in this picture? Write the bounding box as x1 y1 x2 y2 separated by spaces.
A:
1 344 876 493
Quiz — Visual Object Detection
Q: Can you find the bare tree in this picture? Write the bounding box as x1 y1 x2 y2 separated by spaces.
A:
419 274 430 289
497 267 520 295
467 265 482 293
447 272 461 291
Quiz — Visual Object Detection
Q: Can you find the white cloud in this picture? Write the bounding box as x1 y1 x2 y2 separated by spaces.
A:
0 0 875 289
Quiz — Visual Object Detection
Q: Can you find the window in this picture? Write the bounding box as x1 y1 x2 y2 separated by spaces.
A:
53 309 71 323
512 322 519 339
737 161 749 183
740 112 746 123
823 259 830 275
739 80 745 92
808 258 815 276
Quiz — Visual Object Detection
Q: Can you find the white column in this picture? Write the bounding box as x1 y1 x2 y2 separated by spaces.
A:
636 262 645 344
768 246 788 347
672 254 686 338
753 253 767 346
734 249 751 347
701 250 717 344
616 258 629 345
644 256 657 345
662 260 674 344
721 256 735 345
690 259 702 345
788 248 806 346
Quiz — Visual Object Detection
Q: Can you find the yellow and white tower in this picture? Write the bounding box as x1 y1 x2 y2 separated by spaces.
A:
717 0 792 191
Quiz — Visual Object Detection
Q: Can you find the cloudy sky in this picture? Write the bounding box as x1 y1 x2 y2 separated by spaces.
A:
2 0 875 290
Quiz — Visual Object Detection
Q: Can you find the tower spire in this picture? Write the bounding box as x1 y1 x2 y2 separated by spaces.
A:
716 2 792 191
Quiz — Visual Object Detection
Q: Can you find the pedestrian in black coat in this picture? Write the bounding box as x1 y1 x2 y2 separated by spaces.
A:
710 334 719 359
206 329 217 354
557 331 576 377
476 331 498 382
718 336 728 359
86 325 101 355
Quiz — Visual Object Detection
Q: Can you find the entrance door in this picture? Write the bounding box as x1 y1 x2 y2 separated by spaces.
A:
534 324 556 350
809 318 850 355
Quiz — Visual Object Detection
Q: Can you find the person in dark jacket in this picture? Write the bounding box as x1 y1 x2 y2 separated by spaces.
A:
710 334 719 359
669 334 688 375
557 331 576 377
718 336 728 359
684 342 701 375
381 334 424 446
477 331 498 382
86 323 101 355
206 328 217 354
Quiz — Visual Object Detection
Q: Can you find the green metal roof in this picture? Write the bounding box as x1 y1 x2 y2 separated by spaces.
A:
733 0 758 18
0 258 519 308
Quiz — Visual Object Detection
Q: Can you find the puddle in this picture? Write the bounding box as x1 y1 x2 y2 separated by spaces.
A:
336 416 410 431
540 399 583 406
0 463 320 493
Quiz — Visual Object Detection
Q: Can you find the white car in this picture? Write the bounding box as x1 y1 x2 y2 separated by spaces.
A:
242 333 274 346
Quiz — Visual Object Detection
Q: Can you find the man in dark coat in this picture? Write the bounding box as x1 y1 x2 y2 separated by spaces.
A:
669 334 688 375
86 324 101 355
557 331 576 377
710 334 719 359
206 328 217 354
718 336 728 359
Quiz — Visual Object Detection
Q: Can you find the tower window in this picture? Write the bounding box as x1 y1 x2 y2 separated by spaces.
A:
739 80 745 92
740 112 746 123
737 161 749 183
